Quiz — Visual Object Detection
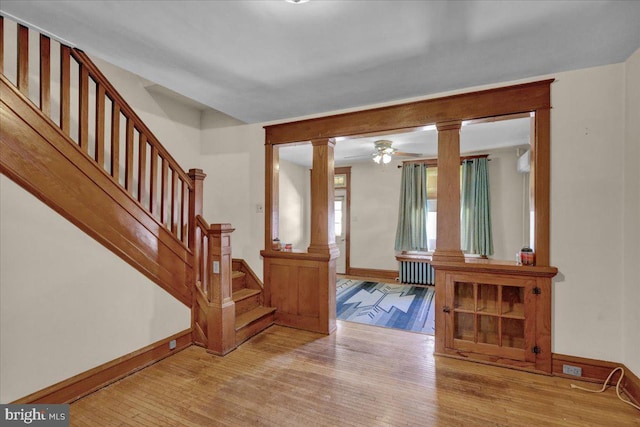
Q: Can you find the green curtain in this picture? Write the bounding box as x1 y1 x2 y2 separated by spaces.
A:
395 163 429 251
460 158 493 256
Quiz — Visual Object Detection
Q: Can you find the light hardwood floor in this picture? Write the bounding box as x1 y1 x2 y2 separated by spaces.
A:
70 321 639 426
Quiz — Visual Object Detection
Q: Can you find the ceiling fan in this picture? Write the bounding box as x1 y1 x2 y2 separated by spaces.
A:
367 140 424 164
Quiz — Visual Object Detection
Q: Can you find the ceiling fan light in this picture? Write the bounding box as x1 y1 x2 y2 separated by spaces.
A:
373 154 382 164
382 153 392 164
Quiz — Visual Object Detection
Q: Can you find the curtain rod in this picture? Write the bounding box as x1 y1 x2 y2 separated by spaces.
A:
397 154 490 168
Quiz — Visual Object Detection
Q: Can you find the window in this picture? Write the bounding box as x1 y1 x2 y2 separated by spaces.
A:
426 167 438 252
334 198 343 237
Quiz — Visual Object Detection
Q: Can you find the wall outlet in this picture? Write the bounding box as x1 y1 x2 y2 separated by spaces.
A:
562 364 582 377
169 339 177 350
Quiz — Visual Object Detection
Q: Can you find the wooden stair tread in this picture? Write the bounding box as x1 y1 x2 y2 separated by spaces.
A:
235 306 276 330
232 288 261 301
232 270 245 279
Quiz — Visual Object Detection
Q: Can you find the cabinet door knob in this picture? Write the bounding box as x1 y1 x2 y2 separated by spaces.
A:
443 306 451 313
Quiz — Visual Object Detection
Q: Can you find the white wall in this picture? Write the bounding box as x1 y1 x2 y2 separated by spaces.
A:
550 63 626 361
486 147 530 261
278 159 310 251
0 177 190 403
623 49 640 373
199 117 265 277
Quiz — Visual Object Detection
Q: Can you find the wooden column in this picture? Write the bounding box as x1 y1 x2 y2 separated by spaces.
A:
307 138 339 258
265 144 279 250
433 120 464 355
532 108 551 266
432 120 465 263
207 224 236 355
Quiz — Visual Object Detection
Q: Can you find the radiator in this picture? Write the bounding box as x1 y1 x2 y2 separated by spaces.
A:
399 261 435 285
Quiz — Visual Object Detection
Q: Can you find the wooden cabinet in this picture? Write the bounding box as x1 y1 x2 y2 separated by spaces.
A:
433 261 557 374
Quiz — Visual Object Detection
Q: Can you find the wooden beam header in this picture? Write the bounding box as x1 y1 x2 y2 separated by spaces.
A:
264 79 553 145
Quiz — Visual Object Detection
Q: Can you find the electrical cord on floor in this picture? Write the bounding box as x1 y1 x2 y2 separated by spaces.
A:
570 367 640 411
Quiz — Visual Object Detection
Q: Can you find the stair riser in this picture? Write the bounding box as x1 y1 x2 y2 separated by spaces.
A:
235 313 275 346
232 277 247 293
234 294 261 316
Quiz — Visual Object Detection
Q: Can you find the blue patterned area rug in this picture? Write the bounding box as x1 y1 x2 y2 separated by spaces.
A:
336 279 435 335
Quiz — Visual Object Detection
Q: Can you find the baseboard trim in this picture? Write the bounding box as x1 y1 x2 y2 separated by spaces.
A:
12 329 193 404
552 353 639 406
347 267 397 282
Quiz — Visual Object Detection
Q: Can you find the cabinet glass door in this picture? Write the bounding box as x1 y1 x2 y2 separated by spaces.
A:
451 280 528 358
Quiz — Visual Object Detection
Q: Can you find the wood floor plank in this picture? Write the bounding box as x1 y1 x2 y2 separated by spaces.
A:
70 321 639 426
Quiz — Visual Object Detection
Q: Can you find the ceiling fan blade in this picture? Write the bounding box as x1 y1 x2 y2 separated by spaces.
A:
393 151 425 157
343 154 373 159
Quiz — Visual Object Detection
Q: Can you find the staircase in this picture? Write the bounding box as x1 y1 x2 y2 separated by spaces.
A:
232 262 276 345
1 17 275 357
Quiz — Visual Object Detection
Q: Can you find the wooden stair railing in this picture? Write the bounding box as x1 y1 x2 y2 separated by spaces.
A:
193 216 276 354
193 216 236 355
1 17 193 245
0 17 198 306
1 17 275 351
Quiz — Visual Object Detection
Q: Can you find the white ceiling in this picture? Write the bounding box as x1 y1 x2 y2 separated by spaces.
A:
1 1 639 124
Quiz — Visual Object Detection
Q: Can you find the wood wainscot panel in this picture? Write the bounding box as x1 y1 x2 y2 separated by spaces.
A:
298 266 320 318
262 251 336 334
0 76 192 306
12 330 192 404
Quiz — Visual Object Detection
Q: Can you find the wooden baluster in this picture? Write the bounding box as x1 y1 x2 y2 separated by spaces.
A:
138 133 147 205
194 225 202 292
182 179 189 244
39 35 51 116
0 16 4 74
60 46 71 134
17 24 28 96
95 84 105 166
125 118 134 193
110 102 120 179
171 167 179 236
161 157 169 227
149 145 158 217
188 170 206 344
79 64 89 152
202 232 209 297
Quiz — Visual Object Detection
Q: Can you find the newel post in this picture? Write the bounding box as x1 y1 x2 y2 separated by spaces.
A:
207 224 236 355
